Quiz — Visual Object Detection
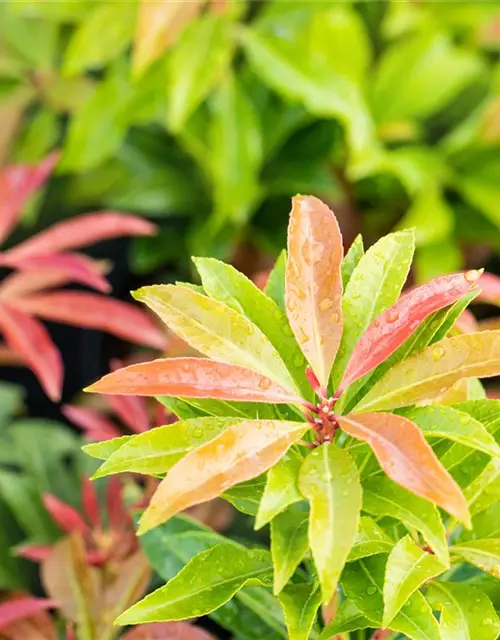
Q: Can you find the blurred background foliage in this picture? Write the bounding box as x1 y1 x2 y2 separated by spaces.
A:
1 0 500 284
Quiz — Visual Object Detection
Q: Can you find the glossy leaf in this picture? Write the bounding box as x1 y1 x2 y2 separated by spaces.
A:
0 303 62 401
270 504 309 594
341 234 364 290
133 284 296 390
427 582 500 640
451 539 500 578
91 418 236 479
138 420 308 534
319 599 371 637
399 404 500 459
332 230 415 386
299 443 361 603
362 477 449 566
338 412 470 524
464 458 500 516
222 476 266 516
356 331 500 412
278 582 321 640
255 447 304 529
194 257 309 397
116 543 273 625
13 291 166 350
7 212 156 258
347 516 394 562
285 195 343 388
340 271 480 390
86 357 302 405
383 535 445 626
264 250 286 310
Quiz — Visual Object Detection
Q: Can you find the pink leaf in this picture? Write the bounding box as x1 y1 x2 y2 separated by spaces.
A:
16 545 54 562
106 396 150 433
0 303 62 401
85 357 304 404
0 252 110 293
0 343 23 365
0 598 56 631
7 212 156 259
43 494 89 534
62 405 120 440
121 622 216 639
475 271 500 305
455 308 479 334
11 291 166 350
0 152 59 246
81 476 101 527
0 270 74 299
340 271 480 391
285 195 343 388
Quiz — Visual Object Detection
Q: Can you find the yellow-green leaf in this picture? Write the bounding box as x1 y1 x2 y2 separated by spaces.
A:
451 539 500 579
271 504 309 594
278 582 321 640
347 516 394 562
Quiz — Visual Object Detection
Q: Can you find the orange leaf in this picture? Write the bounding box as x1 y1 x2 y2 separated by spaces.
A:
138 420 308 534
85 357 303 405
285 195 343 388
337 412 470 525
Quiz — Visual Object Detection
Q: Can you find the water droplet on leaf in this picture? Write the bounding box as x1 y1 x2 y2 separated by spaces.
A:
319 298 333 311
432 345 445 362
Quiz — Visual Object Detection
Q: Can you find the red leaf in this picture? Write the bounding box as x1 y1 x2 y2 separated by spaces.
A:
0 152 59 245
340 272 480 391
0 270 71 299
122 622 216 639
0 303 62 401
11 291 166 349
85 357 304 404
43 494 89 534
16 545 54 562
475 271 500 305
7 212 156 259
337 413 470 525
106 396 150 433
62 405 120 440
0 598 56 631
285 195 343 388
81 476 101 527
0 252 110 293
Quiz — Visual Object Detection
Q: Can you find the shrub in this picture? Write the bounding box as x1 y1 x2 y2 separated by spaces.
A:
85 195 500 639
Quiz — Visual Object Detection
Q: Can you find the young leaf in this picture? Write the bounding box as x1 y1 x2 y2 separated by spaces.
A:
255 447 304 530
383 535 446 626
362 477 449 566
86 358 303 405
116 544 273 625
332 229 415 386
338 412 470 525
138 420 308 534
265 250 286 310
347 516 394 562
356 331 500 412
299 443 361 603
341 234 364 290
451 539 500 578
399 405 500 459
271 504 309 594
340 272 480 390
133 285 296 391
91 418 238 479
278 582 321 640
285 195 343 388
427 582 500 640
82 435 131 461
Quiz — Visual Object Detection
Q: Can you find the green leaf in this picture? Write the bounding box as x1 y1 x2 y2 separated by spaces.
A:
371 31 483 123
383 535 445 626
465 459 500 516
415 238 463 284
319 599 371 637
347 516 394 562
471 503 500 539
356 332 500 412
299 443 362 603
399 405 500 459
362 477 449 566
265 250 286 311
194 258 309 397
271 504 309 594
397 186 453 247
278 582 321 640
332 230 415 386
342 555 441 639
166 12 233 132
255 447 304 529
91 418 236 479
134 284 297 392
222 475 266 516
82 436 132 462
451 539 500 579
341 234 364 290
63 1 137 76
13 108 59 164
427 582 500 640
116 543 273 625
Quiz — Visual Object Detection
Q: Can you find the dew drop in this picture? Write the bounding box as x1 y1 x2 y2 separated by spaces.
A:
386 310 399 323
331 312 340 323
259 377 272 390
293 354 305 367
464 269 481 284
366 586 377 595
319 298 333 311
432 345 445 362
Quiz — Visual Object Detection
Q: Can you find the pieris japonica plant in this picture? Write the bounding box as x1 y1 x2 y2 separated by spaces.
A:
84 196 500 640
